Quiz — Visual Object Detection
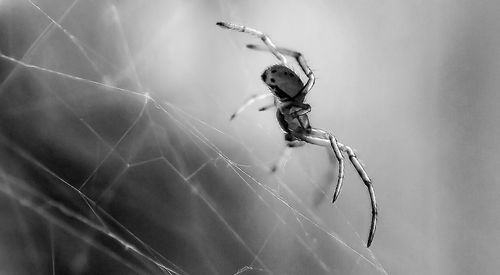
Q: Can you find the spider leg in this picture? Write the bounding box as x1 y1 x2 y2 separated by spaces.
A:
291 104 311 117
327 135 345 203
271 134 305 173
338 143 378 247
270 147 291 173
230 93 273 120
289 129 345 202
216 22 287 64
293 128 377 247
258 103 275 112
312 147 339 208
247 44 316 95
278 101 311 116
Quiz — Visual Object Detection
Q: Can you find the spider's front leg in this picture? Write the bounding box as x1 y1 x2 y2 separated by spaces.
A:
293 128 377 247
258 103 275 112
216 22 288 65
230 93 273 120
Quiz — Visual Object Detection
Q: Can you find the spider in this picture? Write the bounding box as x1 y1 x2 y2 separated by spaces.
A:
216 21 378 247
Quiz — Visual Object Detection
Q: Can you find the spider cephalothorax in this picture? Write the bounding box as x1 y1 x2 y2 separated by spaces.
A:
217 21 378 248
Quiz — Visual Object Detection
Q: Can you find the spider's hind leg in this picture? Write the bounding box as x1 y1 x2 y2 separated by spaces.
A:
298 128 378 247
312 147 339 208
270 133 305 173
338 143 378 247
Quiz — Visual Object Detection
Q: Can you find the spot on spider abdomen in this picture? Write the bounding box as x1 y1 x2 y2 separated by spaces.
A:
261 65 304 99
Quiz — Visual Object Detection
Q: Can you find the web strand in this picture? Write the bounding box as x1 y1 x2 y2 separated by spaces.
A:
0 50 387 274
0 2 389 273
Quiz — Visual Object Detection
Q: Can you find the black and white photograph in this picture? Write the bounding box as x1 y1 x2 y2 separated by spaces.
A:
0 0 499 274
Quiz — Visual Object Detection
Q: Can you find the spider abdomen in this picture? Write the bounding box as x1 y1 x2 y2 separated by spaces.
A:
261 65 304 99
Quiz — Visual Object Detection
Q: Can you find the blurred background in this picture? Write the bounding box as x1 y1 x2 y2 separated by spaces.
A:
0 0 499 274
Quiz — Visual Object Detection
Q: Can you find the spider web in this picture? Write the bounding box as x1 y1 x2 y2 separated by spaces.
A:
0 0 387 274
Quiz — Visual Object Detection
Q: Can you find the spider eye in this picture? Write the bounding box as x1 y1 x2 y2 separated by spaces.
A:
270 78 276 83
261 73 267 82
271 69 277 73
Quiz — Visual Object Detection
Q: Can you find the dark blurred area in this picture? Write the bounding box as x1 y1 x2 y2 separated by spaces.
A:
0 0 499 274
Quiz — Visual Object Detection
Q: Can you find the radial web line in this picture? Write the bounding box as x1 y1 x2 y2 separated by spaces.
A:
0 178 174 275
146 105 279 271
27 0 120 76
78 95 148 190
277 173 383 267
248 221 279 271
150 105 347 272
82 196 108 229
0 53 145 97
0 0 80 96
0 1 393 274
108 2 144 91
5 92 270 272
273 177 333 272
102 14 221 271
0 134 188 274
49 222 56 275
156 104 385 272
193 187 272 273
6 183 44 272
0 48 212 186
244 165 387 273
291 209 332 273
0 50 387 273
83 194 162 273
158 101 388 273
277 152 383 264
233 266 270 275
